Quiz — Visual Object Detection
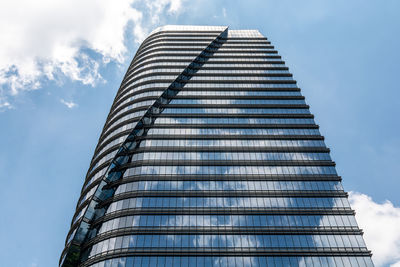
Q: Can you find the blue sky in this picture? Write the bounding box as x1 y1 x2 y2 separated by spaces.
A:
0 1 399 266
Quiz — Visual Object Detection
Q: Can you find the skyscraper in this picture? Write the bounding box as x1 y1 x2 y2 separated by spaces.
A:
60 25 373 267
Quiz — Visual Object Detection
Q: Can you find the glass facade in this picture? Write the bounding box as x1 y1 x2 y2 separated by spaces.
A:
60 25 373 266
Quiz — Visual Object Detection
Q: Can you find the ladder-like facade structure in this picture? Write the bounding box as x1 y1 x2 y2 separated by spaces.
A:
60 25 373 267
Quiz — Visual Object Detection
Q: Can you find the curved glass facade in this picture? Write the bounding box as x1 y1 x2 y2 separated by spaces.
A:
60 25 373 267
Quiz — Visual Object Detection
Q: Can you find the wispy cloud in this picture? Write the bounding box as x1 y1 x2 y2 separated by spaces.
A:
349 191 400 267
0 0 185 109
222 7 227 18
0 100 12 111
60 99 77 109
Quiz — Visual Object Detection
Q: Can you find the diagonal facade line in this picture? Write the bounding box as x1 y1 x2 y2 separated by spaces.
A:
60 27 228 267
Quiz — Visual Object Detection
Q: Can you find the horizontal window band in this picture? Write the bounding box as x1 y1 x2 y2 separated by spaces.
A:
133 51 205 65
78 174 342 209
91 139 329 173
140 37 217 51
98 126 138 151
84 159 112 180
183 79 295 85
96 134 326 161
98 197 349 217
137 43 277 54
125 66 290 82
143 31 222 40
132 145 327 152
96 129 140 156
136 46 223 56
91 156 333 176
127 62 289 74
137 42 215 55
145 123 318 129
108 96 308 125
172 95 303 100
134 53 282 66
95 213 359 232
139 41 272 53
93 134 326 168
132 51 201 66
119 73 294 98
117 85 299 103
118 78 296 100
188 72 294 77
117 96 306 112
145 37 269 44
103 188 347 201
88 162 334 192
104 109 313 133
141 39 270 51
124 160 335 167
104 111 314 133
94 208 355 227
113 86 300 109
82 252 372 267
82 252 373 267
136 50 281 63
117 85 299 105
131 56 288 73
99 111 147 141
82 173 340 199
130 59 283 70
135 54 282 65
107 96 158 119
79 174 343 208
159 104 308 109
140 37 270 50
123 62 192 86
170 87 300 92
156 114 313 119
84 228 364 251
112 87 166 109
104 110 143 131
117 184 344 195
146 123 317 129
138 48 279 56
102 111 148 137
118 174 340 182
141 135 324 140
139 41 217 52
117 174 341 183
94 227 363 237
90 147 330 172
74 189 349 233
89 248 370 255
145 31 223 39
103 191 347 205
124 60 287 87
81 248 372 267
141 41 272 52
141 34 220 45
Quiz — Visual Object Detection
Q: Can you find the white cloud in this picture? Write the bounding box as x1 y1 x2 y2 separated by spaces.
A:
0 100 12 111
144 0 183 24
60 99 77 109
349 191 400 267
0 0 185 108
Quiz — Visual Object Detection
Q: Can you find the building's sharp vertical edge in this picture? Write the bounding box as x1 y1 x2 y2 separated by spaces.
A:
59 27 228 267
